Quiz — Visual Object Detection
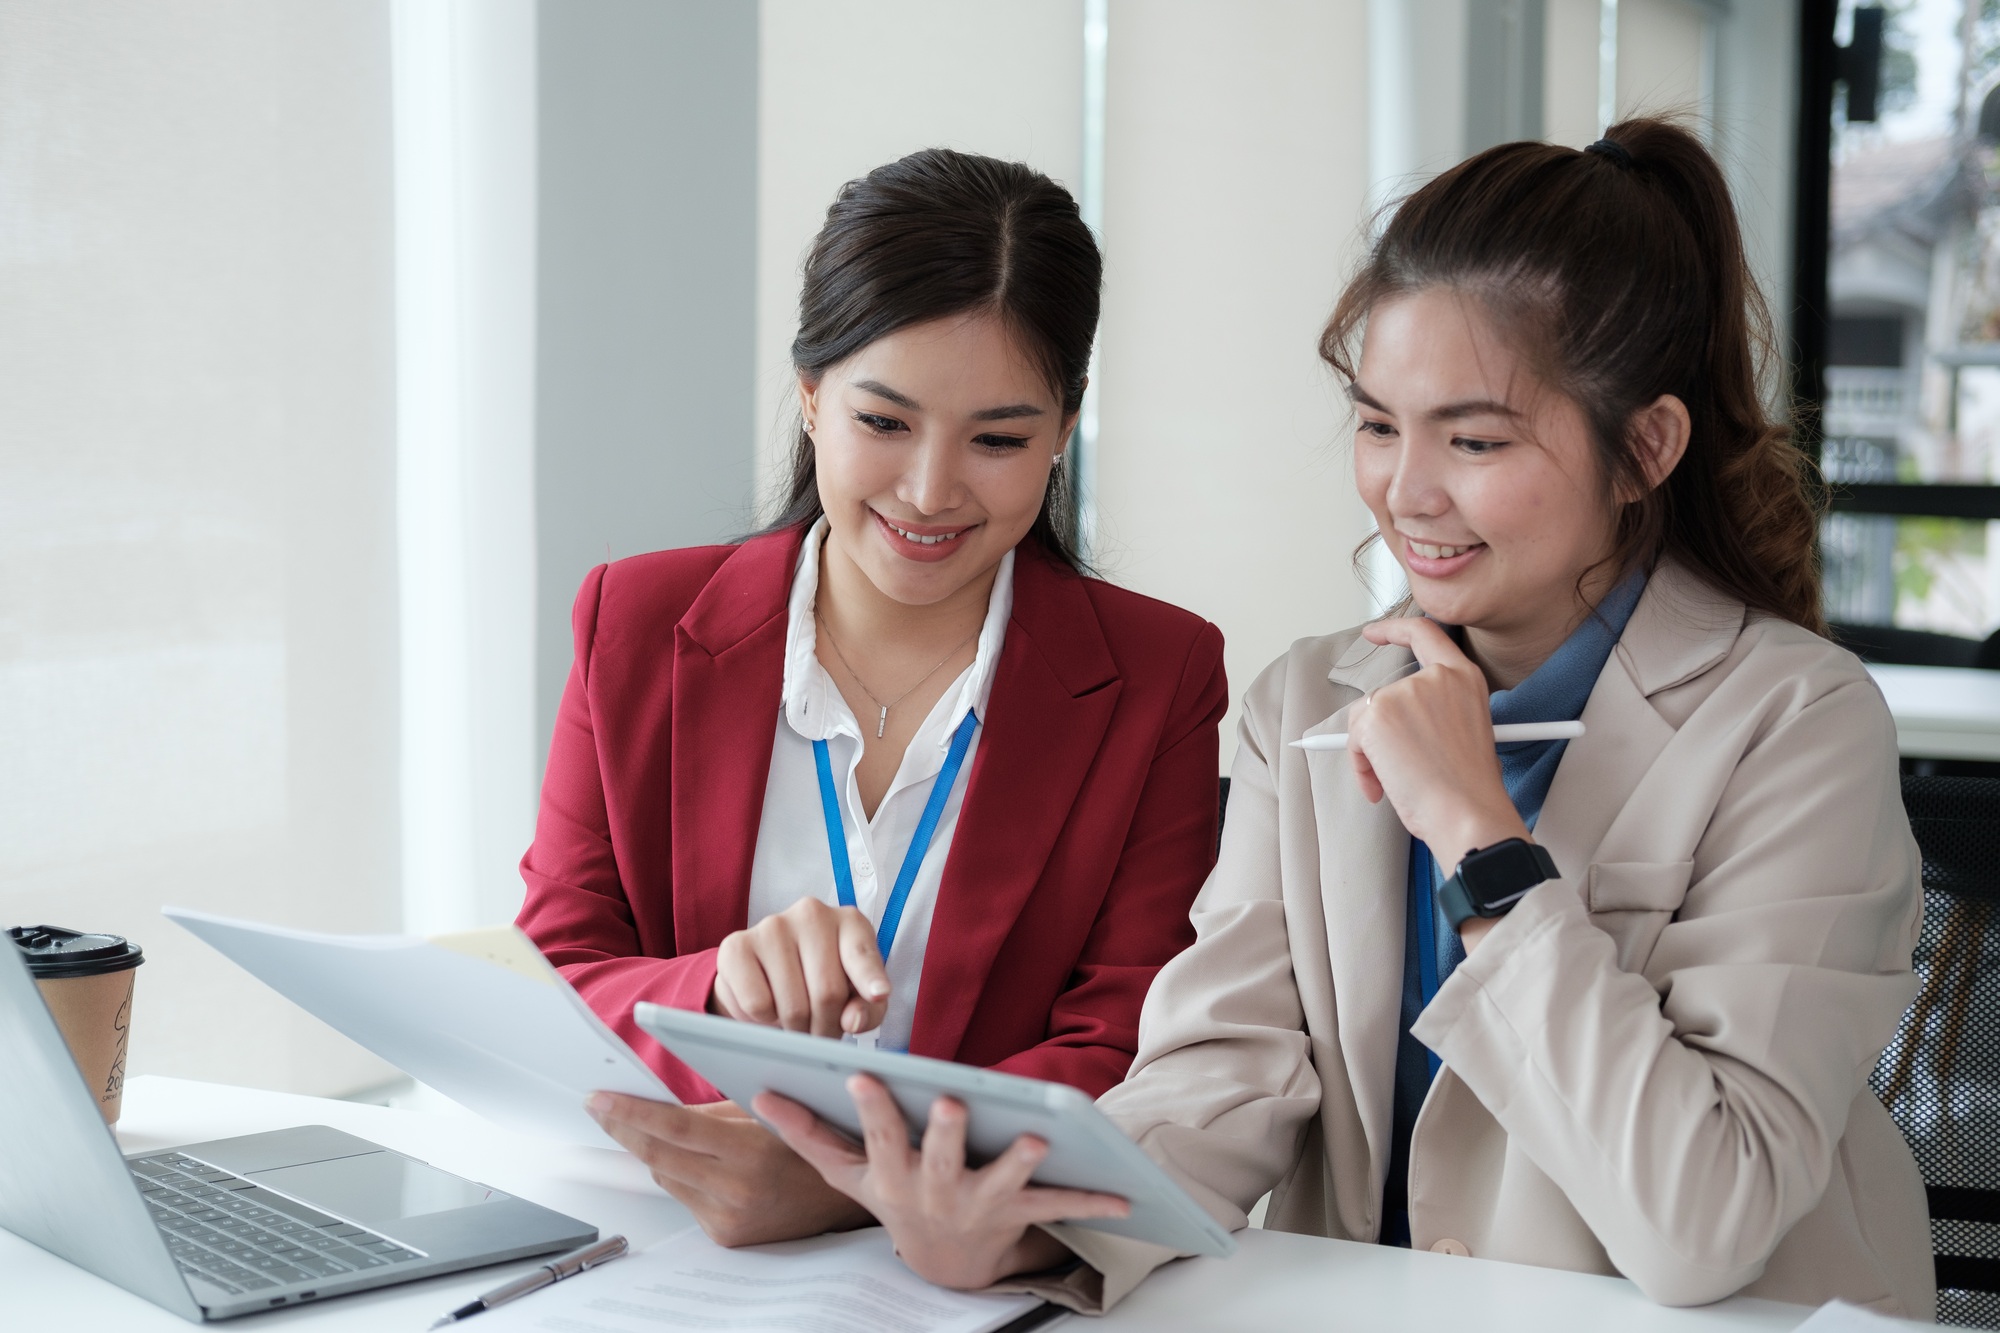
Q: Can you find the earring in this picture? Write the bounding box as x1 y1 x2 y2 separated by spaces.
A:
1052 452 1067 466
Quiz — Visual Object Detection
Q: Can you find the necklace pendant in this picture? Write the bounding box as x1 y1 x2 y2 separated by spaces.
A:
876 707 888 739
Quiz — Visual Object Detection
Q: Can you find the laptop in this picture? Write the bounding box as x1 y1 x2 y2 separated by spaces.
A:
0 934 597 1321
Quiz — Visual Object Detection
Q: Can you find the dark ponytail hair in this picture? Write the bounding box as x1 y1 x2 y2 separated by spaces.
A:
1323 117 1825 633
763 148 1101 569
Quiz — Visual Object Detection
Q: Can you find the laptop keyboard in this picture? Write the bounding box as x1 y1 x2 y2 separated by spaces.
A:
130 1153 423 1296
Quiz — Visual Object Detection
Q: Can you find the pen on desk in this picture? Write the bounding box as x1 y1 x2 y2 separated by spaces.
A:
428 1235 629 1328
1289 720 1586 752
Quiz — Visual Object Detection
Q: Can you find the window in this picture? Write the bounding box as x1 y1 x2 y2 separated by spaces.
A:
1810 1 2000 644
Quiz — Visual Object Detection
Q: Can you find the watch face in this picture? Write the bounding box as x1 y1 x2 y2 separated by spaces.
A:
1463 839 1549 911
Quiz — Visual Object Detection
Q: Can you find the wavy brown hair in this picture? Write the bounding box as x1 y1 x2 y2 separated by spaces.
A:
1322 117 1825 633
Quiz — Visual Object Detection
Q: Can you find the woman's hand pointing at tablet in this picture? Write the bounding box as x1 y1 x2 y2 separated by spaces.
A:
711 898 892 1038
758 1076 1130 1290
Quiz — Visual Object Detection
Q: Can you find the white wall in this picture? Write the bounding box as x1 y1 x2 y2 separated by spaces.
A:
1545 0 1798 378
1546 0 1713 146
537 0 759 784
1545 0 1604 144
1093 1 1377 764
1466 0 1548 150
1617 0 1709 123
1593 0 1798 334
755 0 1085 503
0 1 403 1096
1371 0 1474 200
1709 0 1801 348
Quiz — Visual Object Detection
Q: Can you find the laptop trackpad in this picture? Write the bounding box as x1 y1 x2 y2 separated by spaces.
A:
248 1152 510 1230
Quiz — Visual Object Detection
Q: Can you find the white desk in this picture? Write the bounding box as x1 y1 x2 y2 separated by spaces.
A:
1869 663 2000 761
0 1077 1874 1331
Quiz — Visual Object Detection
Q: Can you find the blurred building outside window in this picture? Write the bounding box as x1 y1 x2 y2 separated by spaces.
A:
1823 0 2000 637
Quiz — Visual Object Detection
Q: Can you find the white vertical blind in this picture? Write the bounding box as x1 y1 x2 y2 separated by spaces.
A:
391 0 539 936
1076 0 1110 557
1599 0 1622 132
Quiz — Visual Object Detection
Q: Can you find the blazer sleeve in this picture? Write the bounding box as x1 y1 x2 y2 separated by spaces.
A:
981 620 1229 1098
515 565 725 1101
1004 653 1330 1313
1411 672 1922 1306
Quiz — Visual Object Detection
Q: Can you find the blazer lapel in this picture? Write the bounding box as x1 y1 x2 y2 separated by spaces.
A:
1312 636 1416 1213
669 531 798 956
1532 561 1745 877
909 546 1121 1061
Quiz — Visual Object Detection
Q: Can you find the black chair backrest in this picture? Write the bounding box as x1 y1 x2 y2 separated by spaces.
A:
1876 775 2000 1324
1831 619 2000 672
1834 621 1984 669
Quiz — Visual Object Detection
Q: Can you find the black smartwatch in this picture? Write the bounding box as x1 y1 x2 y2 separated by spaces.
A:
1436 838 1560 932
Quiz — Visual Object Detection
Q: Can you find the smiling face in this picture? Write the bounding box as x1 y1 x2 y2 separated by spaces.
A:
800 312 1072 609
1351 289 1624 663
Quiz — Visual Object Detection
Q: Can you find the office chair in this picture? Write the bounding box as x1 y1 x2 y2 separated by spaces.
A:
1875 774 2000 1326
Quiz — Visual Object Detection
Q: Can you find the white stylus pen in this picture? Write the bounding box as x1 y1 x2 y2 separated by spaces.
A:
1289 720 1585 752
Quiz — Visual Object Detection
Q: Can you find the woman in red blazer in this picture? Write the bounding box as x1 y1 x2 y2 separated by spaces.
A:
516 149 1226 1248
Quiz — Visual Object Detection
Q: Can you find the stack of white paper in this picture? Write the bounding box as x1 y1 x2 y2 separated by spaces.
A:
474 1226 1049 1333
163 908 677 1148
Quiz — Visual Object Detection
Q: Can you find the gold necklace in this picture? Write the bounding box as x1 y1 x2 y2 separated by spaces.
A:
816 613 980 738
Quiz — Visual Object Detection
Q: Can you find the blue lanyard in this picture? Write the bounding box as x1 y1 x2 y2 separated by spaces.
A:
811 709 978 960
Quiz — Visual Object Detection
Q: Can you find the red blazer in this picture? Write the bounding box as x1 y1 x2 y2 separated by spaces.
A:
516 526 1226 1103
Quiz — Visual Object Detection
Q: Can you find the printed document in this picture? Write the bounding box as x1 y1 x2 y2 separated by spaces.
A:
473 1226 1047 1333
163 907 676 1147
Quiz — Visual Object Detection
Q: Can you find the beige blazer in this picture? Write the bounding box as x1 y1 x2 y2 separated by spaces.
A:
1008 563 1933 1318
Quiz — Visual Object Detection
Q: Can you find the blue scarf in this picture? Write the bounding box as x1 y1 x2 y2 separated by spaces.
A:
1380 569 1647 1246
1486 568 1648 830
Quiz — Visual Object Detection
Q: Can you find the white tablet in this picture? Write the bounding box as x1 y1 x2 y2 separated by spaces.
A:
632 1003 1236 1259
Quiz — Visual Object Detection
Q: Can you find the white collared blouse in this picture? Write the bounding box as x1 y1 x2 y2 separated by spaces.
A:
743 518 1014 1051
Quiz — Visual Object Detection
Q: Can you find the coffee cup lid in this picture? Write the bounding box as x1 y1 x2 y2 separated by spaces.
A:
8 925 144 979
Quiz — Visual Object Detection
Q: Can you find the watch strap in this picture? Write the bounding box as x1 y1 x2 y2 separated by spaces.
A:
1436 867 1481 934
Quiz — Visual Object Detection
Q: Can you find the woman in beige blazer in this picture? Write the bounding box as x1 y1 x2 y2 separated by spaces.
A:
761 120 1934 1318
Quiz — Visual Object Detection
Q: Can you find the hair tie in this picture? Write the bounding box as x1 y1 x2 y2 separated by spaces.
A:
1584 138 1635 170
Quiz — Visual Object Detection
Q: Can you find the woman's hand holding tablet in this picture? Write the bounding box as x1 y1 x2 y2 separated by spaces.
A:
630 1003 1236 1281
584 1092 872 1247
759 1076 1125 1289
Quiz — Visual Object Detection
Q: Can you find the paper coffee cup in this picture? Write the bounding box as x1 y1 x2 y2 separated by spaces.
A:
9 925 144 1124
